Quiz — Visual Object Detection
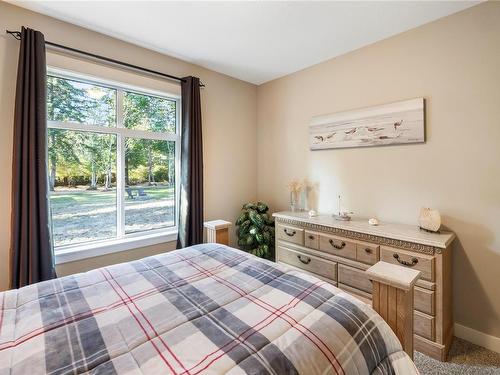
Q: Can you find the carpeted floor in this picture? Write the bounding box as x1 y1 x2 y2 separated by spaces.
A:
414 337 500 374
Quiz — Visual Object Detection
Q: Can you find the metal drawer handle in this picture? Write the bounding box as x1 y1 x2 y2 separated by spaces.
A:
308 235 315 240
364 248 373 254
297 255 311 264
393 253 419 267
284 228 296 237
329 239 346 249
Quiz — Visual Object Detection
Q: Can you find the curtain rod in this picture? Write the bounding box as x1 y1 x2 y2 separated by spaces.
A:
6 30 205 88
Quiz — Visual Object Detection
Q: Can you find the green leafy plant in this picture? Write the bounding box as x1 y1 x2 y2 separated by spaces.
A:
236 202 275 260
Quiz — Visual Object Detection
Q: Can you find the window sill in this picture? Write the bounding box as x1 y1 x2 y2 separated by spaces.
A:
54 230 178 265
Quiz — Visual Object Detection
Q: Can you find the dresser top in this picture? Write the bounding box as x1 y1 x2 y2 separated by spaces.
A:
273 211 455 249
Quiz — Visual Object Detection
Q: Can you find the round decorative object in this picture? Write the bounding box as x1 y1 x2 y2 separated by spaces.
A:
368 218 379 226
419 207 441 232
308 210 317 217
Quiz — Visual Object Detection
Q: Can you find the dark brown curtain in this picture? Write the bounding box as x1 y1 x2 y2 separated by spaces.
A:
177 76 203 248
10 27 56 288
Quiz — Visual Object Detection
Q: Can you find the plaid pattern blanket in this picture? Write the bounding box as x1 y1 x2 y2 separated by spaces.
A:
0 244 418 375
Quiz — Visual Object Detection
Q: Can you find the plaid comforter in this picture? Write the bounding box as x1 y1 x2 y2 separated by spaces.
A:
0 244 418 375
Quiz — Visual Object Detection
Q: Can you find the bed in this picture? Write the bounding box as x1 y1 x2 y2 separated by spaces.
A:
0 244 418 374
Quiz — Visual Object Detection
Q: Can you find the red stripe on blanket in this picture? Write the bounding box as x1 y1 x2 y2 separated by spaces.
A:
177 254 345 375
0 252 248 351
183 278 327 375
103 268 190 375
100 269 179 374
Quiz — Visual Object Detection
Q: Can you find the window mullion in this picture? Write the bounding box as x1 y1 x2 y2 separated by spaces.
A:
117 128 178 141
116 90 125 237
47 121 118 134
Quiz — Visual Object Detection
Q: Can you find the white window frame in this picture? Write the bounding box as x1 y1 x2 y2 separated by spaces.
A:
47 67 181 264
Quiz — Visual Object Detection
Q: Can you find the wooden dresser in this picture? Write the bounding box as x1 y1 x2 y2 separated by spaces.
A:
273 211 455 361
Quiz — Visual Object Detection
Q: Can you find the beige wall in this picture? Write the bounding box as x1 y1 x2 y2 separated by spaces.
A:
257 2 500 338
0 1 257 289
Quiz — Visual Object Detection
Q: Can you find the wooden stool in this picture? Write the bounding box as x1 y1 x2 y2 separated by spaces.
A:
366 261 421 360
204 220 232 245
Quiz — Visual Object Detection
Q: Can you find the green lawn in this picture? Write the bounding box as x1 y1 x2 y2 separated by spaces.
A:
51 186 174 203
50 186 175 247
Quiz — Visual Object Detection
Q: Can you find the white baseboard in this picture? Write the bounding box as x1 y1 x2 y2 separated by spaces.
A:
454 323 500 354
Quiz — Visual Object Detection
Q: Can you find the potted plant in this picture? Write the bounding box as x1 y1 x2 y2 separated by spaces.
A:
236 202 275 260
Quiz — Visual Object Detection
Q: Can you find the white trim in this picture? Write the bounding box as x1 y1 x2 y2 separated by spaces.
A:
116 90 125 236
47 121 179 141
175 97 181 227
454 323 500 354
47 66 181 100
55 230 178 264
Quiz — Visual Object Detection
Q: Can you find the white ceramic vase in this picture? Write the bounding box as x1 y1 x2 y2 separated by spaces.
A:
419 207 441 232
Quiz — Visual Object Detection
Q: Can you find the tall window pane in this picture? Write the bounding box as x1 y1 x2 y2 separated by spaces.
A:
123 91 176 133
47 76 116 127
124 139 175 234
48 129 117 246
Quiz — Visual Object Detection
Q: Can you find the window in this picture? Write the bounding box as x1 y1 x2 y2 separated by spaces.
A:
47 71 179 255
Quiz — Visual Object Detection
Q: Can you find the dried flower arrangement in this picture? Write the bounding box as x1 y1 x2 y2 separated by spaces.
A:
287 180 303 212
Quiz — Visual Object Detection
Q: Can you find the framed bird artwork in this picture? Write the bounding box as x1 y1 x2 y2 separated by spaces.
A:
309 98 425 150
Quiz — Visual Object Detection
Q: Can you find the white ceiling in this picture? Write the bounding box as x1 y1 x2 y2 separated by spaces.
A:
11 1 479 85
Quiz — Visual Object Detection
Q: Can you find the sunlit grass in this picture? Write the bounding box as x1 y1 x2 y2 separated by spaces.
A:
49 186 175 246
50 186 174 205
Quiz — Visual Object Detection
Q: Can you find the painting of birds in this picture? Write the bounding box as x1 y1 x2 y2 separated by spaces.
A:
394 120 403 130
314 135 324 142
309 98 424 150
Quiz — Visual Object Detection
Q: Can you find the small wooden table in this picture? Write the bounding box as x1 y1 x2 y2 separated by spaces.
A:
204 220 232 245
367 261 421 360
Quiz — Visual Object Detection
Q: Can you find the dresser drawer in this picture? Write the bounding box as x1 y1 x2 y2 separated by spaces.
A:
304 230 320 250
338 283 372 305
319 234 356 260
356 242 380 265
276 224 304 246
277 262 338 286
414 287 435 316
414 311 435 341
380 246 435 282
338 264 372 294
277 246 337 280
